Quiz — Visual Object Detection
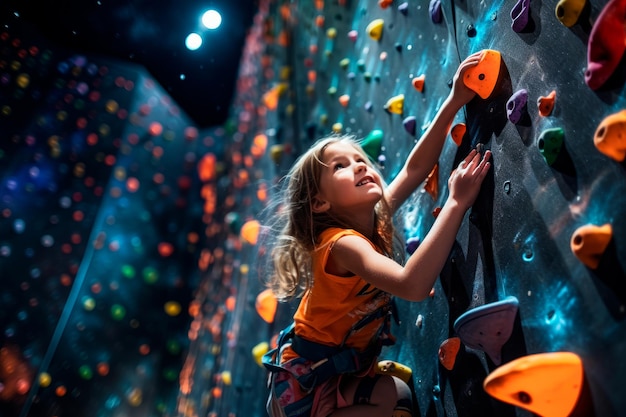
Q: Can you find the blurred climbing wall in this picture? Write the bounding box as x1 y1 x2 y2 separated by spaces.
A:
0 19 236 417
213 0 626 416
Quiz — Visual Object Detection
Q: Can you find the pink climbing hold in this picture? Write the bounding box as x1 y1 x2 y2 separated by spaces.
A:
585 0 626 90
511 0 531 32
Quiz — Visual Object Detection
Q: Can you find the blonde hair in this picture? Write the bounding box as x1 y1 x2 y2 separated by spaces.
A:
264 134 402 301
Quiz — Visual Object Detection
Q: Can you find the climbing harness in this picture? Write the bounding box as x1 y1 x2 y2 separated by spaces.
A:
263 301 398 417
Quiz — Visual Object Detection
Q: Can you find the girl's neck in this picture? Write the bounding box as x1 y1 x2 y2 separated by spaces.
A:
336 211 376 240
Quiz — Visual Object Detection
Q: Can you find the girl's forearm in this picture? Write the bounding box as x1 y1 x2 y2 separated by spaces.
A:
402 198 467 301
405 94 464 179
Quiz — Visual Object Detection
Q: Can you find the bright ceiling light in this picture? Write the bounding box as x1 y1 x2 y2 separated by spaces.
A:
202 9 222 30
185 33 203 51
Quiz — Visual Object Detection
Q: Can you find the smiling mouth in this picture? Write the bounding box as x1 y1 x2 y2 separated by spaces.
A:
357 178 374 186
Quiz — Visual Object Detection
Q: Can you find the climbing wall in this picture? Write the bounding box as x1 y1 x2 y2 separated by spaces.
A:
223 0 626 416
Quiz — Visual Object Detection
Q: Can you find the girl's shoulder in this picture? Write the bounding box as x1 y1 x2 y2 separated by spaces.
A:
318 227 368 244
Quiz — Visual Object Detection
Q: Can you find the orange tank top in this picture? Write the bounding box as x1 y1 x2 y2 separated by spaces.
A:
282 228 393 362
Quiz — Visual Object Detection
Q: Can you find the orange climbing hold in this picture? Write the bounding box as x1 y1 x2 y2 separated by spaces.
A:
378 0 393 8
339 94 350 107
255 288 278 323
570 223 613 269
594 109 626 162
438 337 461 370
450 123 466 146
366 18 385 41
412 74 425 92
241 220 261 245
263 84 287 111
483 352 584 417
537 90 556 117
424 164 439 200
463 49 501 99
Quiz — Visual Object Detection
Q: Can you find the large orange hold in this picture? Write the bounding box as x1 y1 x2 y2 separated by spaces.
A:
483 352 584 417
463 49 501 99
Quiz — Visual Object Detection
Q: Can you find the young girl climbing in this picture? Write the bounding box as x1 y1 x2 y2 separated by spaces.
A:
263 51 492 417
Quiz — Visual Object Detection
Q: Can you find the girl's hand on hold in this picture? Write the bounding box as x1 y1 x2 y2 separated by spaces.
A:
451 51 484 106
448 147 491 210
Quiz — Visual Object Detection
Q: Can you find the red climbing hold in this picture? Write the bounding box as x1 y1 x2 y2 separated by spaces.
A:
585 0 626 90
438 337 461 370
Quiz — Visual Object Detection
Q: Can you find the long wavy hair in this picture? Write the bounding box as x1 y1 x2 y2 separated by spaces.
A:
264 134 403 301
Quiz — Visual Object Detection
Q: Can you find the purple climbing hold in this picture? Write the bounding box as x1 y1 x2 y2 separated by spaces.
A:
511 0 531 32
406 236 420 254
403 116 417 135
364 101 373 112
453 296 519 365
398 2 409 15
506 89 528 124
429 0 442 23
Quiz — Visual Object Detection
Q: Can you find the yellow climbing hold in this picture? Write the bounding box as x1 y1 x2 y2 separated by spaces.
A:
366 18 384 41
555 0 587 27
376 360 412 383
252 341 269 367
384 94 404 115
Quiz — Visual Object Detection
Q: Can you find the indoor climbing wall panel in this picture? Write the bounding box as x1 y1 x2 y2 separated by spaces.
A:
239 0 626 416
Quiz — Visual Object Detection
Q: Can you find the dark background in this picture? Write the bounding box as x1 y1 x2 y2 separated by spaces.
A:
0 0 259 128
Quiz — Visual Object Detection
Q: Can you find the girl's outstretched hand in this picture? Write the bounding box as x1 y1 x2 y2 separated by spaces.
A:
448 147 492 210
451 51 484 106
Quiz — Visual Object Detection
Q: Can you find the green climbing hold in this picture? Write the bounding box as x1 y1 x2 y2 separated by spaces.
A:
537 127 564 166
361 129 384 161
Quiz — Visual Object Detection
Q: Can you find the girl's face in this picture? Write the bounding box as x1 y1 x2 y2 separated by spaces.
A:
312 141 383 216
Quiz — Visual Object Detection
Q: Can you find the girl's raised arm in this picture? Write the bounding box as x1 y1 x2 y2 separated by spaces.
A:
385 51 484 213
